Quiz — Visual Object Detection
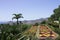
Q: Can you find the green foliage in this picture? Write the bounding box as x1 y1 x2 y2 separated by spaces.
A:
40 20 46 24
48 22 59 28
49 5 60 21
55 36 60 40
0 24 31 40
21 24 31 31
54 28 60 35
34 23 39 26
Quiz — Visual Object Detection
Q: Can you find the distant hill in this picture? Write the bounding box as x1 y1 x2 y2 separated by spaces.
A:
0 22 7 24
0 18 48 25
22 18 48 24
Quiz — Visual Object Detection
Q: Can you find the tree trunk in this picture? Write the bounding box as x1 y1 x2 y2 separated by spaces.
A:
17 19 19 25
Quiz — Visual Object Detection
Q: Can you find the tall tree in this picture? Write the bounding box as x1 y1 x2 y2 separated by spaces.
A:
12 13 23 25
49 5 60 28
50 5 60 21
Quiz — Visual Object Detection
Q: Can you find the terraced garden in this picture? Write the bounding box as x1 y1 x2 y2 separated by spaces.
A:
39 25 58 40
21 25 59 40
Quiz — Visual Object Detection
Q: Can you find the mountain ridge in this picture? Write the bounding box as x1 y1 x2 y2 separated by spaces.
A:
0 18 48 24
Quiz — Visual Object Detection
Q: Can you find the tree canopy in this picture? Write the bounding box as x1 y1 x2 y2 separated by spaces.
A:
12 13 23 24
50 5 60 21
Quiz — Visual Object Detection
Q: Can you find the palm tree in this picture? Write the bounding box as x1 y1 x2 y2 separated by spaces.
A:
12 13 23 25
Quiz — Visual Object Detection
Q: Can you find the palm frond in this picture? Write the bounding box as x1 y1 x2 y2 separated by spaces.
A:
12 17 16 20
13 14 16 15
18 13 22 15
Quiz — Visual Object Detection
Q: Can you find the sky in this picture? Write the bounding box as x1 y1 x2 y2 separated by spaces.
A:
0 0 60 22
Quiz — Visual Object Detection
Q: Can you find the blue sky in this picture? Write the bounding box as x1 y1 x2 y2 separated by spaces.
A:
0 0 60 21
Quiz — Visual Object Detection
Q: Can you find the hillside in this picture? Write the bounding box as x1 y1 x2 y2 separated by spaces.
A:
22 18 48 24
